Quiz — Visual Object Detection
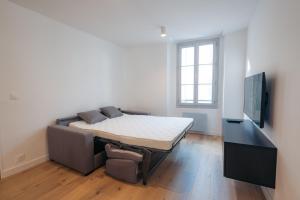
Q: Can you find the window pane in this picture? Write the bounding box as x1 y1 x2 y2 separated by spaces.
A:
181 66 194 84
181 47 194 66
199 44 213 64
198 84 212 103
198 65 213 84
181 85 194 103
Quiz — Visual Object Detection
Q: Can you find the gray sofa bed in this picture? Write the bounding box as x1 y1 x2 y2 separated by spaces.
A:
47 110 150 175
47 109 191 184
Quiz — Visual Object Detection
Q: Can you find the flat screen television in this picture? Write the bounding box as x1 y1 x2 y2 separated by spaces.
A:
244 72 267 128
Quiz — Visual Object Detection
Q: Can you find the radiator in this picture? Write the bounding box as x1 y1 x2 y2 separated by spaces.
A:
182 112 208 132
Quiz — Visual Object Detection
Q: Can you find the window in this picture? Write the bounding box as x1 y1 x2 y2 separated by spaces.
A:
177 38 219 108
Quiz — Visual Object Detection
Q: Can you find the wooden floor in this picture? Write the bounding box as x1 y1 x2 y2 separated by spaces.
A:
0 133 265 200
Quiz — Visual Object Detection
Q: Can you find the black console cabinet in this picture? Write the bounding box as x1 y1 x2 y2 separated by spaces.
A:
223 119 277 188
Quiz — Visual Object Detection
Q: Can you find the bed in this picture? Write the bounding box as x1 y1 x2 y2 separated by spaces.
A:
69 114 193 151
56 111 193 184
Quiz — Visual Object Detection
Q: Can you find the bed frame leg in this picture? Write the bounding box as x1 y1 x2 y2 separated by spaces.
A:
142 149 151 185
143 179 147 185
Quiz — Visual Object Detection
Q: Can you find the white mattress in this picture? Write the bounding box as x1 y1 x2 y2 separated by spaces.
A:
69 114 193 150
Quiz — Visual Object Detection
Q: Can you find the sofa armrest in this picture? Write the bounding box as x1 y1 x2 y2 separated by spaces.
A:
120 110 151 115
47 125 95 175
105 144 143 162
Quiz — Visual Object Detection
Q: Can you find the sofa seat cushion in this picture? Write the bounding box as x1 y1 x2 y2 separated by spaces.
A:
105 143 143 162
106 159 140 183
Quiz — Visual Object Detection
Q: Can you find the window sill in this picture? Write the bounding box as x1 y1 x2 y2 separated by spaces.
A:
176 103 218 109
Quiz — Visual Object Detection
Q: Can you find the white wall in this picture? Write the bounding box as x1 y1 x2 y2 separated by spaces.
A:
0 0 124 177
121 44 168 116
247 0 300 199
223 29 247 119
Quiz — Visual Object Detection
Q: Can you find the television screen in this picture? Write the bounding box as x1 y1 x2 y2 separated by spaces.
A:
244 72 266 128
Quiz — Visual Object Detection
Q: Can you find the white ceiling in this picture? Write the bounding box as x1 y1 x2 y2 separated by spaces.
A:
10 0 259 47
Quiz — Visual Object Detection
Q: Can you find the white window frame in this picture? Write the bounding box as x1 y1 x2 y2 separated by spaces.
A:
177 38 220 108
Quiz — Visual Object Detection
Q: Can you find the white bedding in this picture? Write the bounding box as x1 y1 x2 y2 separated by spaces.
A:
69 114 193 150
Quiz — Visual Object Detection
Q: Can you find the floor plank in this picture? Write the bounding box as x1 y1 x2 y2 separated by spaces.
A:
0 133 265 200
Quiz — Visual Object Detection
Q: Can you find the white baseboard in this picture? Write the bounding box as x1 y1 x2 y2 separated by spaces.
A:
261 186 273 200
1 154 49 179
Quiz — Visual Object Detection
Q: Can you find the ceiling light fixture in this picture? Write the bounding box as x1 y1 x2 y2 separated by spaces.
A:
160 26 167 38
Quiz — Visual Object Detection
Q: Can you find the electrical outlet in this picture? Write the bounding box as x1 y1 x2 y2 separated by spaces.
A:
9 93 19 101
16 153 26 164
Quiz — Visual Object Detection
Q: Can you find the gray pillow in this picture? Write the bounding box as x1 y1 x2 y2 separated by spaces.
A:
78 110 107 124
101 106 123 118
